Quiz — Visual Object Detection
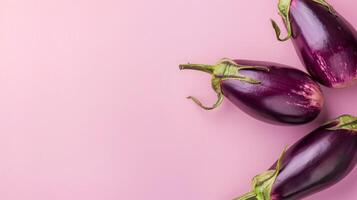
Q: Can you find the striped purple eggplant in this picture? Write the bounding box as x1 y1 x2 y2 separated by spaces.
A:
235 115 357 200
179 59 324 124
271 0 357 88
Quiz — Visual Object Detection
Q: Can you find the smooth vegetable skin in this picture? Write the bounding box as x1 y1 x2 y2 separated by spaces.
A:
235 115 357 200
179 59 324 124
272 0 357 88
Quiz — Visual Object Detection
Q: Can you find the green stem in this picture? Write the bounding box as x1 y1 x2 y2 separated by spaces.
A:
234 192 257 200
179 63 216 74
327 115 357 131
178 59 266 110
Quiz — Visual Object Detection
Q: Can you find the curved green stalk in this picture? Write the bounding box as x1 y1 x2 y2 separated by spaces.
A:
271 0 293 41
186 94 223 110
179 59 269 110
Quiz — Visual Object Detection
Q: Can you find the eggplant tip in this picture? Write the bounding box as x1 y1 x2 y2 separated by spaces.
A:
309 85 324 108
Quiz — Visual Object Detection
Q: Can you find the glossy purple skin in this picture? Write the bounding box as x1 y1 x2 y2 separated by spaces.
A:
220 60 323 124
289 0 357 88
270 122 357 200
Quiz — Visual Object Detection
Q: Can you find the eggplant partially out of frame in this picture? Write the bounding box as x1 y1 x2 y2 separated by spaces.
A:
272 0 357 88
179 59 324 125
235 115 357 200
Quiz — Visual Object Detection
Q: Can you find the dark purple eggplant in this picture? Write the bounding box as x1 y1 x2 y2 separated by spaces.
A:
271 0 357 88
235 115 357 200
179 59 324 124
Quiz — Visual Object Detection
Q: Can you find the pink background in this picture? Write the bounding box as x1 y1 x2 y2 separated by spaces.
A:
0 0 357 199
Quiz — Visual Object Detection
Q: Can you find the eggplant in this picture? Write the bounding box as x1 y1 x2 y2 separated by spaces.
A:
179 59 324 124
235 115 357 200
271 0 357 88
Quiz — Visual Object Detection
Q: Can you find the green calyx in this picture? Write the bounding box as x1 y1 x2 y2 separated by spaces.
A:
179 59 269 110
234 147 288 200
271 0 335 42
326 115 357 132
271 0 293 42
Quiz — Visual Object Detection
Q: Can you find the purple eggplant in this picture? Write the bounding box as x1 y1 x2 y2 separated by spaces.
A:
271 0 357 88
235 115 357 200
179 59 324 124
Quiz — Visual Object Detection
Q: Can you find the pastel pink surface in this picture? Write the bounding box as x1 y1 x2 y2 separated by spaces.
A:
0 0 357 199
